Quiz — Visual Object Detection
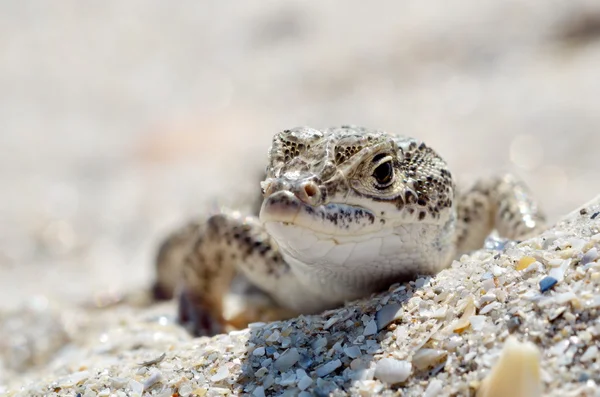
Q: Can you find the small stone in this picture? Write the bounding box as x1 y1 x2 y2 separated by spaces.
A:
323 317 338 329
580 345 598 362
539 276 558 293
363 320 378 336
143 370 162 389
254 367 268 377
516 256 536 271
344 345 362 359
252 386 266 397
311 337 327 351
453 296 476 333
548 267 565 282
252 347 266 356
412 349 447 370
549 339 569 356
507 315 521 333
481 271 494 280
424 379 443 397
374 358 412 384
297 371 313 391
129 380 144 395
481 278 496 292
248 322 267 329
480 293 497 304
375 303 403 331
587 295 600 309
582 247 599 265
278 371 297 386
298 354 314 369
478 337 541 397
263 374 275 389
414 277 428 288
265 346 277 356
469 315 487 331
274 348 300 372
492 265 506 276
266 330 281 342
578 372 591 382
210 366 230 382
479 302 501 315
315 359 342 377
555 292 577 305
178 383 193 397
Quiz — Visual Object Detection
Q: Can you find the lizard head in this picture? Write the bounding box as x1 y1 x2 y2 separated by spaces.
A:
259 126 456 281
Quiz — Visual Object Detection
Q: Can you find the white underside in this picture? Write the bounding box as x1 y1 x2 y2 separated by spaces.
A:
263 219 456 312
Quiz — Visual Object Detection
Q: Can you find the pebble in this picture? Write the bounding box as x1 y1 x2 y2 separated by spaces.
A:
469 315 487 331
587 295 600 309
412 349 447 370
479 301 501 315
129 380 144 395
254 367 268 377
374 358 412 384
580 345 598 362
343 345 362 359
555 292 577 305
297 373 313 390
59 370 90 387
549 340 570 356
323 317 338 329
210 366 230 382
252 347 266 356
252 386 265 397
375 303 403 330
478 336 541 397
143 370 162 388
582 247 598 265
311 337 327 351
516 256 536 271
266 330 280 342
363 320 378 336
178 383 193 397
424 379 443 397
315 359 342 377
539 276 558 292
278 371 297 386
274 348 300 372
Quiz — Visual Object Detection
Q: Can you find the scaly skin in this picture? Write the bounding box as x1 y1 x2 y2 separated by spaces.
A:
153 126 545 336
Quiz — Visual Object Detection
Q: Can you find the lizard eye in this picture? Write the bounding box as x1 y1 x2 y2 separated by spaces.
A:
373 162 393 185
372 154 394 188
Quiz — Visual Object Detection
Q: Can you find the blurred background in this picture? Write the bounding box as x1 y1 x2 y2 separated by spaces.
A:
1 1 600 310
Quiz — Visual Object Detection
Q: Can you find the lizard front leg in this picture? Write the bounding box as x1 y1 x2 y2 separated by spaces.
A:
455 174 546 254
155 212 300 336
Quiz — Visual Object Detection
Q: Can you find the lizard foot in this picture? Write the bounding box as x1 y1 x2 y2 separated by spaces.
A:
177 288 224 337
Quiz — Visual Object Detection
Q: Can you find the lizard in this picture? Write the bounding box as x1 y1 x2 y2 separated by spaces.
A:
152 126 545 336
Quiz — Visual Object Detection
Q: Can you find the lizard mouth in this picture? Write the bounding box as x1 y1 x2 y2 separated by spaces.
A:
259 190 378 237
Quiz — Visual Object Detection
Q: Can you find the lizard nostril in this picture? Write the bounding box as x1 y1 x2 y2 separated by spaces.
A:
303 183 318 198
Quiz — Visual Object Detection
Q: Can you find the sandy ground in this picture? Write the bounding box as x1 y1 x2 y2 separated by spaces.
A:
1 2 600 388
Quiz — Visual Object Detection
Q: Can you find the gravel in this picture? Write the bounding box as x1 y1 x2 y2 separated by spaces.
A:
1 194 599 396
